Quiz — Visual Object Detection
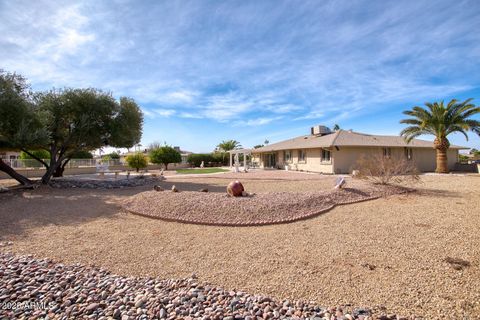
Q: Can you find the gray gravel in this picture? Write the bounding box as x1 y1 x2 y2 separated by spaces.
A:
0 253 381 319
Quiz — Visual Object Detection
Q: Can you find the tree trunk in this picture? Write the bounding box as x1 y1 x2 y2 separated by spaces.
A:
41 153 62 184
0 159 33 185
164 163 168 171
41 163 58 184
53 158 70 177
53 165 65 177
434 137 450 173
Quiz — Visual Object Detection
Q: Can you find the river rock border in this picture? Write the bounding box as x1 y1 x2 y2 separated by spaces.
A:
49 176 160 189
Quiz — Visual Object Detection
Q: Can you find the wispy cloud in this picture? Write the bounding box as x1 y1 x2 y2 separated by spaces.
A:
1 0 479 151
154 109 176 117
233 116 283 127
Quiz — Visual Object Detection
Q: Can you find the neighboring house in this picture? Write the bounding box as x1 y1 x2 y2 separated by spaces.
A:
173 146 193 164
0 151 20 167
252 125 467 174
0 151 20 161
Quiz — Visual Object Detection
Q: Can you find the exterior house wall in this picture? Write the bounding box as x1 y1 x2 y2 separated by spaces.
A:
287 148 334 173
253 149 334 173
332 146 458 174
0 151 20 160
253 147 459 174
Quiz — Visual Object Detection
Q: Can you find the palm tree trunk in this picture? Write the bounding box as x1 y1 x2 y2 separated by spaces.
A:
434 137 450 173
435 148 449 173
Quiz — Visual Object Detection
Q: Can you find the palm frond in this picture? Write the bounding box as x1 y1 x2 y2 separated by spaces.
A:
399 119 423 125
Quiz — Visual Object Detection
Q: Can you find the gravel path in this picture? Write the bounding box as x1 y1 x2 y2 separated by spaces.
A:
0 253 376 320
123 185 406 226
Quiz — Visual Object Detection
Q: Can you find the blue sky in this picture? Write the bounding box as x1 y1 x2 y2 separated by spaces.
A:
1 0 479 152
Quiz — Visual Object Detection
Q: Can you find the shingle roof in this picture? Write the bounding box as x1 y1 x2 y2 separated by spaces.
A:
253 130 467 152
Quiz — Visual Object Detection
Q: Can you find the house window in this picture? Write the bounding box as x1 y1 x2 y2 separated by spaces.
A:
298 149 306 162
383 147 391 158
321 149 331 162
405 148 413 160
284 150 292 162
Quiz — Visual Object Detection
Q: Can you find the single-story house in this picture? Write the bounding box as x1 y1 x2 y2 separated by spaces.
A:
252 125 467 174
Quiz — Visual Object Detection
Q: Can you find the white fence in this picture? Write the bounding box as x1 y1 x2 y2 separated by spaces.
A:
3 159 123 169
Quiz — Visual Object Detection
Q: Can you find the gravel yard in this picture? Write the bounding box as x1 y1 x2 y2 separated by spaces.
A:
0 171 479 319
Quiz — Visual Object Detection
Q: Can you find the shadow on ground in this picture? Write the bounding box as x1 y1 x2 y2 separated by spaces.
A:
0 179 229 240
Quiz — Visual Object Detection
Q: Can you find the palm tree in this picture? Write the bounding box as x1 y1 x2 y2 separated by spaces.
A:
216 140 242 163
400 98 480 173
217 140 242 152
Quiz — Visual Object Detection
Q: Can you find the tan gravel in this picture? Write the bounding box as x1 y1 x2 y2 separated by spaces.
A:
1 171 479 319
124 181 405 226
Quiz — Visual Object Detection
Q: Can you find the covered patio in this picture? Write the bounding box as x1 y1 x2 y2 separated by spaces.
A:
228 148 252 171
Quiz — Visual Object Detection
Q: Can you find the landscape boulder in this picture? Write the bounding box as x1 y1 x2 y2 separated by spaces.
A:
227 180 244 197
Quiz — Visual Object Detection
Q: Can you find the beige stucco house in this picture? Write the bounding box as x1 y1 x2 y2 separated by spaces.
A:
252 126 466 174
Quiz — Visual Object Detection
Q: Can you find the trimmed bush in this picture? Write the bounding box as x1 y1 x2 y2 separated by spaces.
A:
125 152 148 172
187 153 215 167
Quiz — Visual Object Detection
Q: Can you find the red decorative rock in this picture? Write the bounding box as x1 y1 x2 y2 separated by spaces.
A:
226 180 244 197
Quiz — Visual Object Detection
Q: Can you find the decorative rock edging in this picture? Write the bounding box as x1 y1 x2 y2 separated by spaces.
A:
124 188 411 227
49 176 160 189
1 253 410 320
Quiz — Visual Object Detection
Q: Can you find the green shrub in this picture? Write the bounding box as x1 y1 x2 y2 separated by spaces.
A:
187 153 215 167
19 150 50 167
212 152 230 165
70 150 94 159
125 152 148 172
19 149 50 160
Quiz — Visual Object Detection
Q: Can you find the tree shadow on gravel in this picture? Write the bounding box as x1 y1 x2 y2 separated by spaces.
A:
0 179 228 240
413 188 461 198
339 188 371 197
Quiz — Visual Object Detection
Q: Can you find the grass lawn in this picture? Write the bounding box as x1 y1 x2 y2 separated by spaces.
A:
175 167 229 174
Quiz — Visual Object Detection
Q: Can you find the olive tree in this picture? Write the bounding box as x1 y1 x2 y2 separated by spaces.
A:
0 70 144 185
0 70 48 185
33 88 144 182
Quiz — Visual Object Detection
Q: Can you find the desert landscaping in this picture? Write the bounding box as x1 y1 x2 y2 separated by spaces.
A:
1 171 479 319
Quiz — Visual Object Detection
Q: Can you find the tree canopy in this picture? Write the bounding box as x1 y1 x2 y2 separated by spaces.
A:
0 70 144 184
0 70 48 184
400 98 480 173
217 140 241 152
125 153 148 172
149 145 181 170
